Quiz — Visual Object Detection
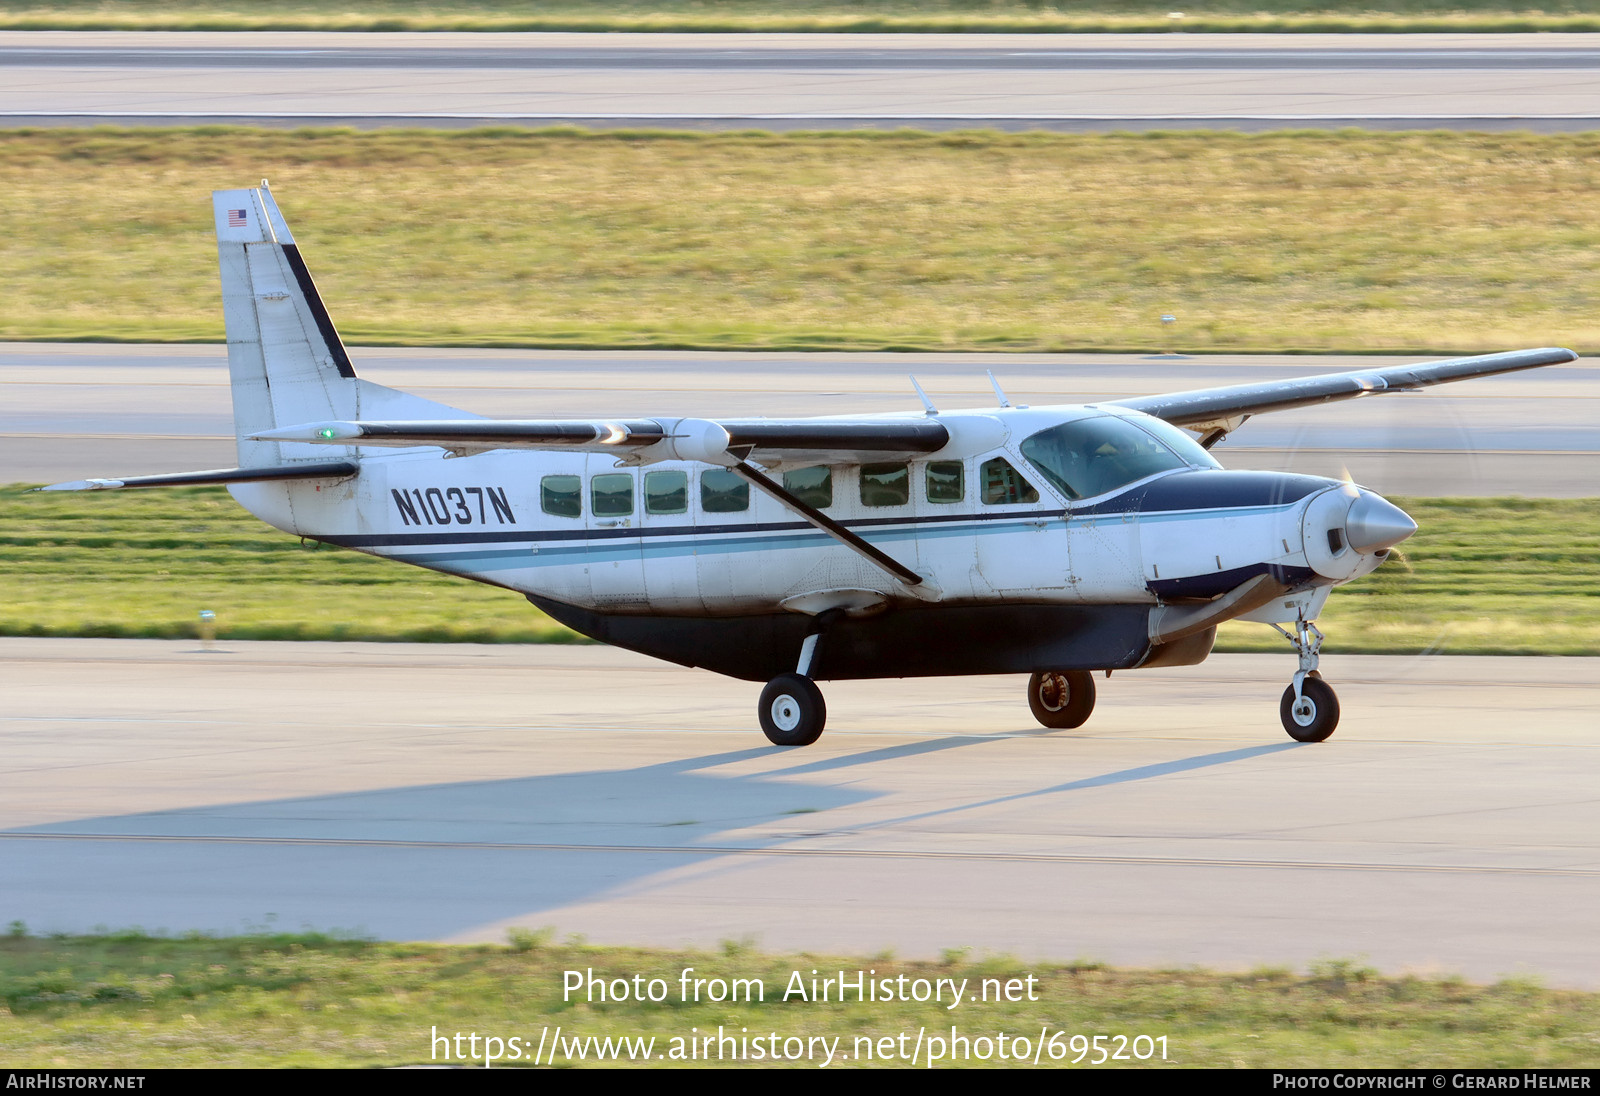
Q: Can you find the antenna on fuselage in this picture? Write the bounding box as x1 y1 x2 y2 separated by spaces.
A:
908 376 939 416
986 370 1013 409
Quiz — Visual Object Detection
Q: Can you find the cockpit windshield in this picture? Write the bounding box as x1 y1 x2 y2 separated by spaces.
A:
1019 414 1219 501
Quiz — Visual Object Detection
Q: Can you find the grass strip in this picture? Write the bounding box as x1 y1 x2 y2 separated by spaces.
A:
6 128 1600 354
0 485 579 644
1 929 1595 1067
3 486 1596 655
15 1 1600 34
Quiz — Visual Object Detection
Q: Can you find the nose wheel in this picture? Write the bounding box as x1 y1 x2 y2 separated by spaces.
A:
1272 614 1340 742
1280 672 1339 742
1027 670 1097 729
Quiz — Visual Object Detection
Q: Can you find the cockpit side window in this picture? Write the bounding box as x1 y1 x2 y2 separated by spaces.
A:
979 457 1039 505
1020 416 1192 501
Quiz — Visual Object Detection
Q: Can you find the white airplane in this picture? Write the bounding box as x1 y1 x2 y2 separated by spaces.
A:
44 184 1578 746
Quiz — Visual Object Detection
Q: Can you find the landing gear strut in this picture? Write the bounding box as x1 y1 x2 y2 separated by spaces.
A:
1027 670 1097 730
758 612 838 746
1271 613 1340 742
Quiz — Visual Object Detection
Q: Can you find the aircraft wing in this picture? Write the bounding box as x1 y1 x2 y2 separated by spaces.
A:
1112 347 1578 428
250 417 952 465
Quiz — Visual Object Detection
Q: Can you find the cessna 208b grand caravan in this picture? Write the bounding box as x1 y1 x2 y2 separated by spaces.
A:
44 185 1579 745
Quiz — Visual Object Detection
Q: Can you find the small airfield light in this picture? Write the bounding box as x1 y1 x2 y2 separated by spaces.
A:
198 609 217 651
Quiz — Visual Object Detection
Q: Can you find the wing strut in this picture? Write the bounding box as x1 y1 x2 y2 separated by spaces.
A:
728 460 923 588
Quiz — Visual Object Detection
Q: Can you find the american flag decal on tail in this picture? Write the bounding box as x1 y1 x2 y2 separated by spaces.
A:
227 209 248 228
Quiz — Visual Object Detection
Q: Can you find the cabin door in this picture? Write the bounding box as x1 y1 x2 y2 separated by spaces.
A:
584 457 646 609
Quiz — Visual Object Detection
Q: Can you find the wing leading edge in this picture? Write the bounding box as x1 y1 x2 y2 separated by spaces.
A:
250 417 952 466
1111 347 1578 428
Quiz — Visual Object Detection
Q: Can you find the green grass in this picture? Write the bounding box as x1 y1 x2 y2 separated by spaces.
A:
0 485 579 643
13 1 1600 33
8 128 1600 354
3 486 1596 654
2 930 1597 1067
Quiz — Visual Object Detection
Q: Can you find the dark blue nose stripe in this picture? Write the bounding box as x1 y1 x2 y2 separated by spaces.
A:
1074 469 1336 517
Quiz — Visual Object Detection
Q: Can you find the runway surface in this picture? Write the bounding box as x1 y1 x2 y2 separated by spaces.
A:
9 31 1600 129
3 638 1596 985
4 342 1597 495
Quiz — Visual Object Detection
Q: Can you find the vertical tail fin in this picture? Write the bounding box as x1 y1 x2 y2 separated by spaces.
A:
214 182 359 466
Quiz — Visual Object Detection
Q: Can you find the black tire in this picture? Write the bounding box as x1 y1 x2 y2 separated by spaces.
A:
758 673 827 746
1280 673 1339 742
1027 670 1096 729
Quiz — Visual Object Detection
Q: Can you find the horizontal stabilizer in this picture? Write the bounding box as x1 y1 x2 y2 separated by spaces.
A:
39 461 360 492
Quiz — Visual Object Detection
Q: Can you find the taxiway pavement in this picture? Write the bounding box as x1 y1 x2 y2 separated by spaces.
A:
2 638 1596 985
9 31 1600 129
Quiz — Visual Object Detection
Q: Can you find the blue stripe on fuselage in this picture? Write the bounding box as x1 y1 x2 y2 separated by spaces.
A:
351 497 1305 575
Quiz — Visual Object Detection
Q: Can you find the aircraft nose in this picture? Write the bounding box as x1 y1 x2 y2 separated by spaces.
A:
1344 490 1417 554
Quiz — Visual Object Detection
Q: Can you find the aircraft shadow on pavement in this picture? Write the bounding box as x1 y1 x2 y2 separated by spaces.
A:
2 737 1292 940
0 741 977 940
858 742 1304 833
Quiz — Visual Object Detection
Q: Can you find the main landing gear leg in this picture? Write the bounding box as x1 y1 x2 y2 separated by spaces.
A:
1272 613 1339 742
758 612 840 747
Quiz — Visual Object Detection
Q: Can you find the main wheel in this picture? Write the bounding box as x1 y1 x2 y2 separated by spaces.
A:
1280 673 1339 742
758 673 827 746
1027 670 1096 729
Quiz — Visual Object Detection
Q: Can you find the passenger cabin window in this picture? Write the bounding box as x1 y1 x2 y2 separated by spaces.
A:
644 470 688 515
541 474 582 518
782 465 833 509
591 473 634 517
860 462 910 508
1019 414 1201 501
980 457 1039 505
926 461 964 503
701 468 750 513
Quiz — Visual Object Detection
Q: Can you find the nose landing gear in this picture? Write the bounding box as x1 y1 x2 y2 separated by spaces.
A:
1271 614 1340 742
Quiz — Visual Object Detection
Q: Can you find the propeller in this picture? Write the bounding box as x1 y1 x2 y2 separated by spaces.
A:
1296 389 1465 660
